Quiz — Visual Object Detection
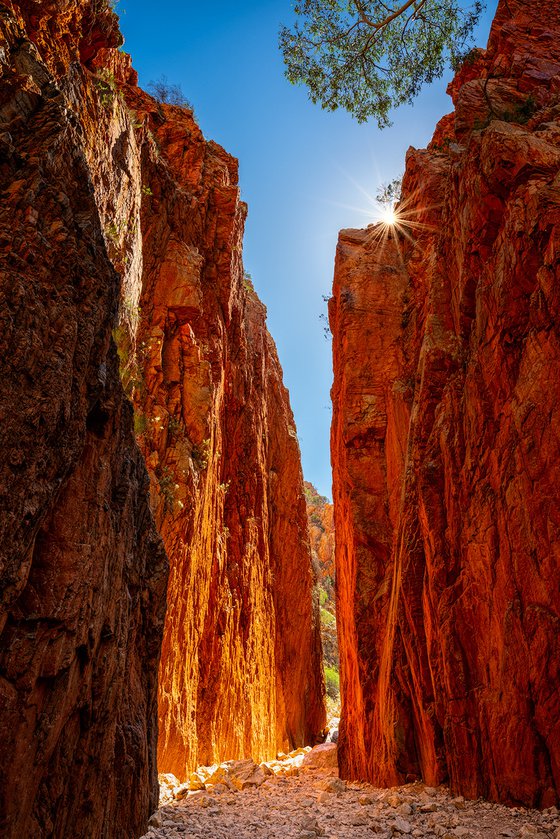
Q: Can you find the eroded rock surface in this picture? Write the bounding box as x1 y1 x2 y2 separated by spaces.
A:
330 0 560 808
305 482 335 586
117 72 325 780
305 483 338 687
0 2 167 837
0 0 324 836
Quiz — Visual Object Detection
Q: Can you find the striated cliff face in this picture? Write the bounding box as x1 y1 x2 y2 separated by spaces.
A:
0 0 324 835
120 80 325 780
0 2 168 837
330 0 560 808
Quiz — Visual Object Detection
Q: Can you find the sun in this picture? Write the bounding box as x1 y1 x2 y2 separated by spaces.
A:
380 205 397 226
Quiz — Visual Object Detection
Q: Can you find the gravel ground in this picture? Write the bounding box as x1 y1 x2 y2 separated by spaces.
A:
141 767 560 839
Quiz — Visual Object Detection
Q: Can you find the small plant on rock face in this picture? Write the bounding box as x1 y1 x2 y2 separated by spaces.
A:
167 414 184 442
243 270 255 293
122 295 139 321
104 217 136 246
157 466 178 514
93 0 120 15
321 607 336 627
95 68 122 109
148 75 193 110
501 94 537 125
192 438 210 470
451 46 480 72
324 666 340 702
310 512 325 531
134 412 148 436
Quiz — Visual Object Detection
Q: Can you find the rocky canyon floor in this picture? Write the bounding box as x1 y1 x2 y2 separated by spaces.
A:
141 748 560 839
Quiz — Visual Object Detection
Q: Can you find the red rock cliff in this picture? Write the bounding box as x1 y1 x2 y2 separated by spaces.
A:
117 83 325 779
330 0 560 808
0 0 325 834
0 2 168 837
305 482 335 587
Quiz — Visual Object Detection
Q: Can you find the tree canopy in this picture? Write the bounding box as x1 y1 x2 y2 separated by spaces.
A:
279 1 484 127
376 177 403 207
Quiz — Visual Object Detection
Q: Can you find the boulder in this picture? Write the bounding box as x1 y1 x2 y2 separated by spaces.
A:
302 743 338 770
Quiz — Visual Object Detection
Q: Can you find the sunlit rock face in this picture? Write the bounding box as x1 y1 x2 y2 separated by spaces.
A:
0 0 324 835
0 2 168 837
305 482 335 586
305 483 337 674
122 84 326 779
330 0 560 808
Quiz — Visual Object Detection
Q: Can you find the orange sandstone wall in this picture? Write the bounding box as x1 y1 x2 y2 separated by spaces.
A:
305 482 335 587
330 0 560 808
305 483 338 680
119 84 326 778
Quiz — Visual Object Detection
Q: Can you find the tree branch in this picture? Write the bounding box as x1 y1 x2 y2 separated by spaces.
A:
353 0 431 32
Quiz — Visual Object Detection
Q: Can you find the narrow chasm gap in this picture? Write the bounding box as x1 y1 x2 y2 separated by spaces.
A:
4 0 560 835
304 481 339 733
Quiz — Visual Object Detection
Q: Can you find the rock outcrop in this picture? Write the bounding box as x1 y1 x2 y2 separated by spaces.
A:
0 2 168 837
143 770 560 839
0 0 324 835
330 0 560 808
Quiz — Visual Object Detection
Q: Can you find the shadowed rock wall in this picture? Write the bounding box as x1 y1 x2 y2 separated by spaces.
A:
0 2 168 837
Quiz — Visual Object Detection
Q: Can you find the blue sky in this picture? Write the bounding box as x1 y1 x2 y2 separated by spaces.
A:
119 1 497 499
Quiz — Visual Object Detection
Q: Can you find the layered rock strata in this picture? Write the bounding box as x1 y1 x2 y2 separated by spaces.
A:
0 2 168 837
330 0 560 808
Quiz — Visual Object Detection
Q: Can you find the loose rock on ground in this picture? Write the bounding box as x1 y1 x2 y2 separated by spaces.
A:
141 747 560 839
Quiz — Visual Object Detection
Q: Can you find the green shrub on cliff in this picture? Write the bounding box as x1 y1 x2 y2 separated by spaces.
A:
148 76 193 110
324 666 340 701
